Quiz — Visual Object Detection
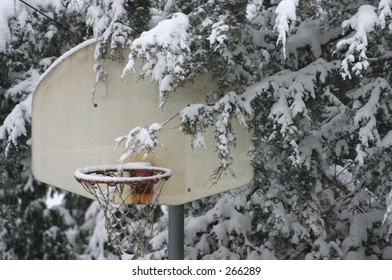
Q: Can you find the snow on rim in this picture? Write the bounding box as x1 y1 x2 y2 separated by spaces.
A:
74 162 172 184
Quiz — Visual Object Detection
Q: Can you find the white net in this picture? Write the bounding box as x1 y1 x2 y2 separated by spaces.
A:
75 163 170 258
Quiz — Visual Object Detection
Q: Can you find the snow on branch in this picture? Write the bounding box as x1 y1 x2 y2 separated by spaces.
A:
379 0 392 29
245 58 339 165
336 5 379 79
245 59 337 117
180 104 214 149
274 0 299 59
123 13 191 109
180 92 250 174
179 60 337 169
5 69 40 101
384 189 392 226
87 0 133 60
348 78 392 164
115 122 164 162
177 59 339 170
0 94 32 156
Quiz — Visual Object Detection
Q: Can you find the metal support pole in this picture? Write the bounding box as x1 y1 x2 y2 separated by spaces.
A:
168 204 184 260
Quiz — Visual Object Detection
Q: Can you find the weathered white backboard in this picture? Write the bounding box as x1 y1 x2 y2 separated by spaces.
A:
32 40 253 205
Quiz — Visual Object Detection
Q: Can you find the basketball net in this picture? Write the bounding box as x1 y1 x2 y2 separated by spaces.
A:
74 163 171 258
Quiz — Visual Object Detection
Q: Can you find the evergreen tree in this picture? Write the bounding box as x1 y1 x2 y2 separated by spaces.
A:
2 0 392 259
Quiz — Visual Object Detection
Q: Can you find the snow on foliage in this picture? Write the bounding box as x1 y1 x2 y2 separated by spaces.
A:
379 0 392 29
115 122 163 162
3 0 392 260
274 0 299 58
180 91 249 171
0 2 14 52
83 201 110 259
348 78 392 164
0 94 32 156
6 69 40 101
0 0 64 51
125 13 191 107
87 0 137 60
337 5 380 79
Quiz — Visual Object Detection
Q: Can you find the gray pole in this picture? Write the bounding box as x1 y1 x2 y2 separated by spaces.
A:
168 204 184 260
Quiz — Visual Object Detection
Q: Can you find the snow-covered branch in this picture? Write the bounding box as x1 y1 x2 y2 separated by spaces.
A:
5 69 40 101
115 123 164 162
87 0 144 60
379 0 392 29
123 12 191 109
0 94 32 156
274 0 299 59
180 92 250 173
348 78 392 164
336 5 379 79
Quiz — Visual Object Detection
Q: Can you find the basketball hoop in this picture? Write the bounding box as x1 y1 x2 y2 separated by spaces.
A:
74 162 171 258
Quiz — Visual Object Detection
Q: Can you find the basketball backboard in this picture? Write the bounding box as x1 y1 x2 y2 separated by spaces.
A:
32 40 253 205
